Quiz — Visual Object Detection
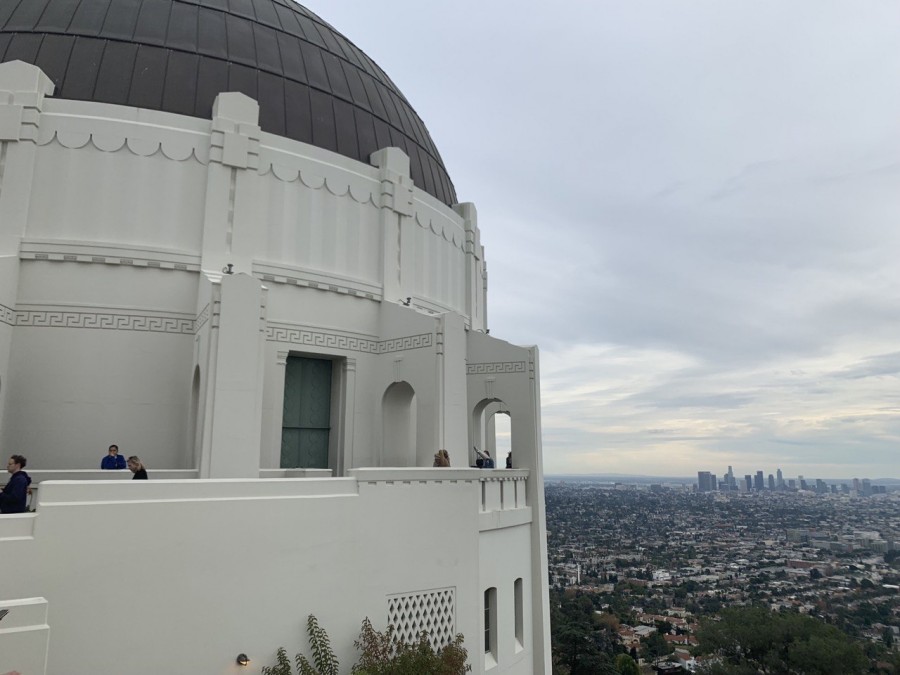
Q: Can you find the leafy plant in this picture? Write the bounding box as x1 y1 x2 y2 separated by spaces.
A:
262 615 338 675
262 615 470 675
262 647 293 675
352 617 470 675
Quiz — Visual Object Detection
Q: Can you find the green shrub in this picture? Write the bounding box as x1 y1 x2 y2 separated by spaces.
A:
262 615 470 675
352 617 470 675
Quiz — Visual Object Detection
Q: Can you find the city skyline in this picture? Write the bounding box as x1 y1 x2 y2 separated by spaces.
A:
304 1 900 478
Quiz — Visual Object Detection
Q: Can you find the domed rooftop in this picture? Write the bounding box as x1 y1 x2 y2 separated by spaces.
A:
0 0 456 205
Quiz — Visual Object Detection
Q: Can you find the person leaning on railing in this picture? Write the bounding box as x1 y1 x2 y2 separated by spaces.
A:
474 447 494 469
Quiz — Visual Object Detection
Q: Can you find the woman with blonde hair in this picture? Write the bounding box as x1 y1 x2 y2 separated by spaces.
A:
432 449 450 467
127 456 148 480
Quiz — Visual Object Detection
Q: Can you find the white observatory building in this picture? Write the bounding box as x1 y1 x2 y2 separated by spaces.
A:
0 1 550 673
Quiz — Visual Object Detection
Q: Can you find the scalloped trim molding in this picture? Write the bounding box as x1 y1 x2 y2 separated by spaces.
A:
36 129 211 163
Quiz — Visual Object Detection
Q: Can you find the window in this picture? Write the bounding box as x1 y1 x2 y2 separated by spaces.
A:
514 577 524 650
281 356 332 468
484 587 497 660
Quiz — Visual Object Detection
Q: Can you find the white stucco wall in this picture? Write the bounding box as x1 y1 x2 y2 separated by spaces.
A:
0 61 549 675
0 470 535 675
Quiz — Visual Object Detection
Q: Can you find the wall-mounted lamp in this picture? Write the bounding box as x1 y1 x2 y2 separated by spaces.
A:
223 263 234 275
236 653 250 666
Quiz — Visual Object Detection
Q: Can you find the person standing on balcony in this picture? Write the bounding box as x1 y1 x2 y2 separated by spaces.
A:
101 444 126 470
127 456 148 480
0 455 31 514
474 448 494 468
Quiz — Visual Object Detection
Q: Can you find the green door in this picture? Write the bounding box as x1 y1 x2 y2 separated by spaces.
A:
281 356 332 468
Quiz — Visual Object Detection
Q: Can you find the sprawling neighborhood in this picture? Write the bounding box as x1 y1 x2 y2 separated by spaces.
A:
547 479 900 672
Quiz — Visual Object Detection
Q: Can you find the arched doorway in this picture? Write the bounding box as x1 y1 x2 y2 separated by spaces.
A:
472 398 511 468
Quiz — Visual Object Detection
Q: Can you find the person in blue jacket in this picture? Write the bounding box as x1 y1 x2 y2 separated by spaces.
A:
1 455 31 514
101 444 126 470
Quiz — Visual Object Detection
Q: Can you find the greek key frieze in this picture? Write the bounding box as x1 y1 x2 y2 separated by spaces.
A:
267 326 378 353
466 361 527 375
15 310 194 334
267 325 433 355
194 304 210 333
379 333 433 354
0 303 14 326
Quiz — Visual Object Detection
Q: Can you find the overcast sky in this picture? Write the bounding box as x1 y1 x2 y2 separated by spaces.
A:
303 1 900 479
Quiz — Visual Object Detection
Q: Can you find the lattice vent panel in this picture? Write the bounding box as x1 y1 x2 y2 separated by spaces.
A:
387 587 456 651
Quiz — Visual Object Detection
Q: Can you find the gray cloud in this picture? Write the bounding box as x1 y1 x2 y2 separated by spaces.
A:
306 1 900 477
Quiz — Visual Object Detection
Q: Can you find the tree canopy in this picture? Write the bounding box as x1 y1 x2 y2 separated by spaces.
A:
695 606 868 675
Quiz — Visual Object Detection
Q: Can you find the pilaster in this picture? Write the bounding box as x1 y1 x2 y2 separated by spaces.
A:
202 273 268 478
0 61 54 448
437 312 468 461
370 147 414 305
337 356 357 474
453 202 485 331
200 93 261 279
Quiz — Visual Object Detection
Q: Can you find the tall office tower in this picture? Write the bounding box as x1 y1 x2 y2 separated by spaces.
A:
841 483 850 494
862 479 872 496
776 468 784 489
852 478 861 493
745 475 753 491
788 479 797 489
800 478 809 490
710 473 718 491
767 474 775 490
697 471 713 492
816 479 827 494
725 465 735 489
754 471 765 491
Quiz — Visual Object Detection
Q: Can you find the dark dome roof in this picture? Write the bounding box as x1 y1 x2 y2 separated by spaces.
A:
0 0 456 205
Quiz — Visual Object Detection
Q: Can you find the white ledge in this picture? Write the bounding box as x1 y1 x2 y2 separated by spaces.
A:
34 478 358 506
349 467 526 483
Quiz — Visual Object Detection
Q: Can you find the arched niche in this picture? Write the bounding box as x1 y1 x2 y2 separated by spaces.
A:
382 381 417 467
471 398 511 468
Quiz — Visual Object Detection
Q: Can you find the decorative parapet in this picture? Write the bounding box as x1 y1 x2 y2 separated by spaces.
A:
209 92 260 169
347 468 531 531
478 469 532 532
479 469 529 511
0 60 54 142
350 467 482 485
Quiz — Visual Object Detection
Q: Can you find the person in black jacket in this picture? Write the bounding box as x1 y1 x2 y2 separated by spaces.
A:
0 455 31 514
127 456 148 480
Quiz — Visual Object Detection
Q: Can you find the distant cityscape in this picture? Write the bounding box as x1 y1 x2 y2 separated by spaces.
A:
697 466 890 496
545 477 900 671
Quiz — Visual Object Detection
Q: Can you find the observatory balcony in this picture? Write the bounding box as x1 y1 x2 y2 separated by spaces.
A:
349 468 532 532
